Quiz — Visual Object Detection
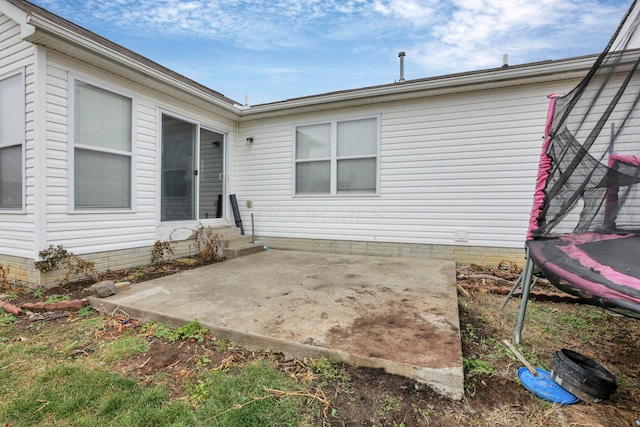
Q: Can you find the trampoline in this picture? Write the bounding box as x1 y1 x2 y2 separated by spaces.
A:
527 233 640 316
510 0 640 343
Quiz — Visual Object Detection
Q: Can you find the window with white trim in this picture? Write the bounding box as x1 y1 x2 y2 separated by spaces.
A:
73 80 132 209
295 117 378 195
0 72 24 210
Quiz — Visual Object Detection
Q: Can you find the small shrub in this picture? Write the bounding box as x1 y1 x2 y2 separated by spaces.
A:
34 245 96 285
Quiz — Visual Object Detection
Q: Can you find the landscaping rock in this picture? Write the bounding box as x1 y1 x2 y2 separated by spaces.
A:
0 300 23 316
21 302 45 312
90 280 117 298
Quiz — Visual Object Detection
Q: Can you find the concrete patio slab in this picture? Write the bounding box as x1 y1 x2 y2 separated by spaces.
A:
89 249 464 399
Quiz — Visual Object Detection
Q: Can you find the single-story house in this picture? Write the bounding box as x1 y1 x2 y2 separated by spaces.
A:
0 0 597 287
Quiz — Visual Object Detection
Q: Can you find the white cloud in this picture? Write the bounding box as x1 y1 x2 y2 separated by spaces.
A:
372 0 440 24
31 0 632 86
405 0 630 74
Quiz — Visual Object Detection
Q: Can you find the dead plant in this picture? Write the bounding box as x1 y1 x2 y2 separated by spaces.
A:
194 225 226 262
34 244 96 285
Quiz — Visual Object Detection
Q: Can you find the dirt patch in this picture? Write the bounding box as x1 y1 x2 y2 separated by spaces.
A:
2 259 639 426
328 311 460 368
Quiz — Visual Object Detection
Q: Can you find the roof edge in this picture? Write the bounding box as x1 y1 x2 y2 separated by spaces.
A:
239 55 597 119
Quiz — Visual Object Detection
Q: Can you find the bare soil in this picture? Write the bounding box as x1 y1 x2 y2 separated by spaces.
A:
3 258 639 426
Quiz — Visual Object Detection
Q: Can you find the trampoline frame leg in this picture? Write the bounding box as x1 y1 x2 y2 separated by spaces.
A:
515 249 536 344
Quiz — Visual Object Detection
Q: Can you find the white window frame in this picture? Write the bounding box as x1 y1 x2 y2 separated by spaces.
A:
293 115 380 196
68 74 137 212
0 69 26 212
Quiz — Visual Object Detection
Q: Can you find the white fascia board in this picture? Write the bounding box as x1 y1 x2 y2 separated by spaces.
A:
23 13 242 116
0 0 36 38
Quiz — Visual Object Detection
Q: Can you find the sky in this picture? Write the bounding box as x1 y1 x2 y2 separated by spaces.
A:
30 0 633 105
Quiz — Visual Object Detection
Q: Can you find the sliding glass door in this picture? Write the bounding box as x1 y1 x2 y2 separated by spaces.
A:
161 114 225 222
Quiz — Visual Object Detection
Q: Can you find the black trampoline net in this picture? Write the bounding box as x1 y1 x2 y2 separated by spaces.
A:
531 0 640 238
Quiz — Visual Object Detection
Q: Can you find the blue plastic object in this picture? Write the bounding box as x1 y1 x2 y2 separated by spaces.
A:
518 367 579 405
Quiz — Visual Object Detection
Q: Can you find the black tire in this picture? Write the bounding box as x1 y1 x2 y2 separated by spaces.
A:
550 349 617 402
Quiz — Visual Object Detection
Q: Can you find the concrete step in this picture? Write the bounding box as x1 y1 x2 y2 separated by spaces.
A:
208 225 242 236
223 233 253 248
224 242 264 259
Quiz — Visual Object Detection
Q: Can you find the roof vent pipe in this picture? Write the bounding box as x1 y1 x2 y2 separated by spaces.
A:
398 51 406 82
503 53 509 67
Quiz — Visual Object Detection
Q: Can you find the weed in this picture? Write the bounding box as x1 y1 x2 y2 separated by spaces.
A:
150 239 175 265
31 287 45 299
463 357 494 376
1 291 17 302
145 322 181 343
375 396 402 417
144 320 209 343
175 319 209 342
415 407 440 423
44 294 71 304
76 306 95 317
213 337 232 350
312 357 351 388
195 356 211 369
462 322 478 344
0 312 16 326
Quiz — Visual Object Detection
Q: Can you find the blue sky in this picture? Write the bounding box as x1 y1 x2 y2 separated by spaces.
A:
30 0 632 105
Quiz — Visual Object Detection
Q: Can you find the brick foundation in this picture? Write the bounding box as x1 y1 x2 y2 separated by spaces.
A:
257 237 526 267
0 239 201 289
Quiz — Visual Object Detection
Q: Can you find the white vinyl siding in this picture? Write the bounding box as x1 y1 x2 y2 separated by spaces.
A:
237 81 581 250
0 11 35 258
43 54 236 254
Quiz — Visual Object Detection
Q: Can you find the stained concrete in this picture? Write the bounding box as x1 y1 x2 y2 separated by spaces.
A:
89 249 464 399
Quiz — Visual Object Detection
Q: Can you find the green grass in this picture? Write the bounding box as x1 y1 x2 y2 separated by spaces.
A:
189 360 310 426
0 363 191 426
0 314 318 426
102 334 150 362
